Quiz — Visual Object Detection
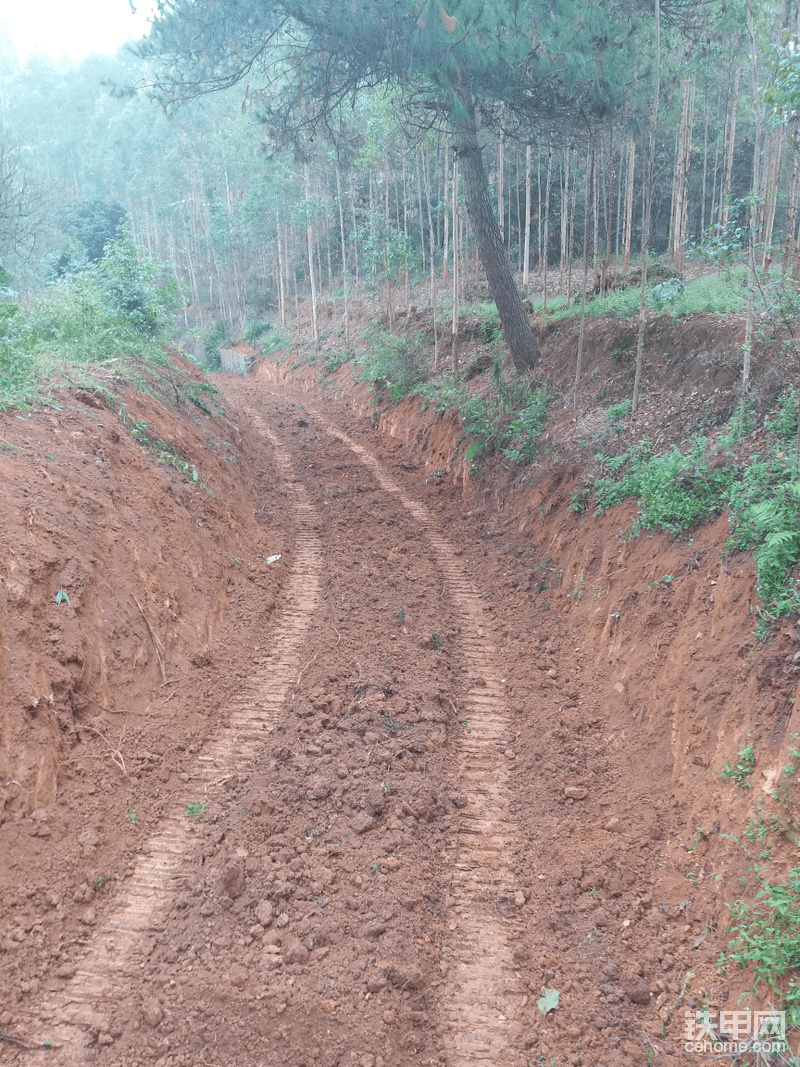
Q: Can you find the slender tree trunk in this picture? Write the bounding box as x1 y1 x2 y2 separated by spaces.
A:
743 1 762 396
452 155 460 371
497 131 505 248
671 76 695 272
623 135 636 272
633 0 660 415
443 150 450 285
523 144 533 287
560 147 570 273
760 125 783 272
452 95 538 372
543 141 552 312
304 168 319 344
700 83 710 239
277 217 287 329
721 66 741 232
335 161 349 342
423 147 439 369
350 173 361 302
574 151 594 406
782 128 800 274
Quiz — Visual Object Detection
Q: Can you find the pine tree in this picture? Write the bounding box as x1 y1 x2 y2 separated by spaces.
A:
136 0 654 372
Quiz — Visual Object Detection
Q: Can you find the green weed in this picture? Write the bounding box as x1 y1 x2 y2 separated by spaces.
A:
719 744 756 789
185 801 208 819
720 865 800 1026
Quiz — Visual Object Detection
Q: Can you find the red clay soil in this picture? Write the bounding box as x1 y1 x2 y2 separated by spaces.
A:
1 323 800 1067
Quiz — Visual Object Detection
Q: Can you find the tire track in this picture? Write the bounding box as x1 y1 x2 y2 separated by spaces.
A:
315 414 524 1067
20 419 322 1060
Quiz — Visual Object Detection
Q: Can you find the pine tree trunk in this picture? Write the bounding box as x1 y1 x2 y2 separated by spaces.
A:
543 142 552 312
452 95 538 373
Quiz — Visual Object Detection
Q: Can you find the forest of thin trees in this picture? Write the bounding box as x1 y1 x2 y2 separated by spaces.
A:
2 0 800 349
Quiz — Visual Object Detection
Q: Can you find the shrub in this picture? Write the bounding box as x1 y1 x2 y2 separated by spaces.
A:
358 328 425 402
203 321 229 369
243 319 272 342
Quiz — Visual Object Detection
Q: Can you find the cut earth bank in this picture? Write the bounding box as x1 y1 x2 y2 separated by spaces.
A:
0 316 798 1067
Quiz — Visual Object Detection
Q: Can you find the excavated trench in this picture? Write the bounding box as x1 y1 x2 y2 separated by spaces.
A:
5 356 800 1067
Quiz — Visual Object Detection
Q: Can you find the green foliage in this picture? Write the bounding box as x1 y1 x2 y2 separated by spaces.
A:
94 231 178 337
185 801 208 818
721 865 800 1027
727 470 800 618
589 429 800 623
323 349 354 373
594 437 733 535
719 744 756 788
1 235 174 409
651 277 685 311
416 375 469 413
357 212 419 285
358 328 425 402
57 199 128 265
766 389 799 443
605 399 631 429
459 358 549 464
544 269 749 323
258 327 292 356
203 321 230 369
243 319 272 342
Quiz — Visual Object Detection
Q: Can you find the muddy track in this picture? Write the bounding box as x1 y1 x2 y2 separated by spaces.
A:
19 415 324 1061
12 388 529 1067
318 414 525 1065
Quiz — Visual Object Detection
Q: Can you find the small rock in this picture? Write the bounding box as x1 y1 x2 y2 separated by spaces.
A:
351 812 377 835
250 924 265 939
282 934 309 965
620 970 651 1005
505 749 516 760
55 964 76 979
255 900 274 927
141 997 163 1028
565 786 587 800
98 1032 114 1047
514 890 526 908
276 912 290 929
604 817 621 833
321 999 339 1013
222 864 246 899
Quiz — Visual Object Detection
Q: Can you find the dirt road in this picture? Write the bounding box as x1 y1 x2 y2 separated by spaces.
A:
6 363 789 1066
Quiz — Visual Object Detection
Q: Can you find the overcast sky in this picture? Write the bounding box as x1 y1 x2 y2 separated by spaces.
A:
1 0 157 64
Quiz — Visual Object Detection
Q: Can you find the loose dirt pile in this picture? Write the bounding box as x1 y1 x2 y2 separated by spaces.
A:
1 322 799 1067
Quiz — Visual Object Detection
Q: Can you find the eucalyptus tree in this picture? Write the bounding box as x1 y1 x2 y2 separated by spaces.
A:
136 0 665 373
